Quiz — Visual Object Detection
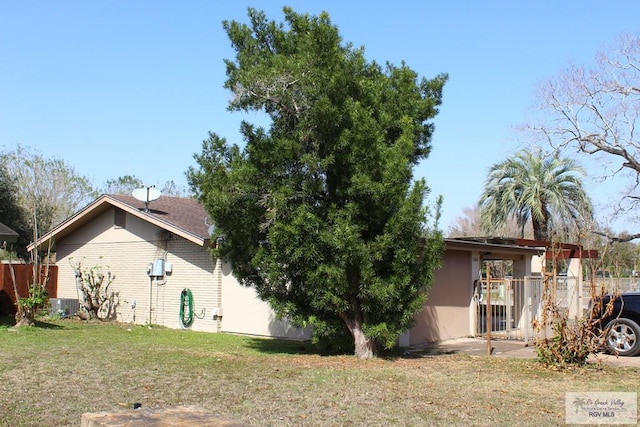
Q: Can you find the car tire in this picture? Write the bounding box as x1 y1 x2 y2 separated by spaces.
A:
604 318 640 357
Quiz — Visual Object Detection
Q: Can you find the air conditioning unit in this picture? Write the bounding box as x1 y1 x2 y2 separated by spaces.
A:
49 298 80 318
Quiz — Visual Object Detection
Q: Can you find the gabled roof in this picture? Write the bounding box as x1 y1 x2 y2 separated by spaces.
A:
0 221 19 244
29 194 211 251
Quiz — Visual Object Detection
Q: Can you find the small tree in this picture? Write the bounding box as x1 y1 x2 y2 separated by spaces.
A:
598 234 639 277
104 175 144 195
72 259 118 320
532 240 618 367
189 7 447 358
15 284 48 326
0 144 98 234
13 208 54 327
447 205 533 239
104 175 189 197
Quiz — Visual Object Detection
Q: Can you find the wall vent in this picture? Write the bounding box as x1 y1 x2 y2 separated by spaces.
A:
114 208 126 228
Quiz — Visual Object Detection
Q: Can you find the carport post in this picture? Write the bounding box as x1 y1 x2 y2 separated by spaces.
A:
148 276 153 325
486 263 492 356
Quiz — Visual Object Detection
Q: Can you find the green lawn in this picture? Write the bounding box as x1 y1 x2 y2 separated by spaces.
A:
1 316 638 426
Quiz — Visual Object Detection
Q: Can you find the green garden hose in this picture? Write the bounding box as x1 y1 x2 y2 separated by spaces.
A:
179 288 194 328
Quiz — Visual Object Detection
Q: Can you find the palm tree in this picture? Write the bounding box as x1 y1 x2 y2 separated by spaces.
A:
478 149 592 241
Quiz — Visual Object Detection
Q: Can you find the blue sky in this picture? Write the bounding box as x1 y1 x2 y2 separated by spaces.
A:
2 1 639 233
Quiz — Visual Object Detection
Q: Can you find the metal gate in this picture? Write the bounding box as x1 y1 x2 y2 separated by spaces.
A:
475 276 565 343
476 274 587 345
476 278 519 339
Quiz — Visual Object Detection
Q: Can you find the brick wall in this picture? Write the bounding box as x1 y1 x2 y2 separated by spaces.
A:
54 209 222 332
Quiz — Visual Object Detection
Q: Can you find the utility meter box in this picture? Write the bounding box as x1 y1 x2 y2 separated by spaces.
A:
149 259 165 277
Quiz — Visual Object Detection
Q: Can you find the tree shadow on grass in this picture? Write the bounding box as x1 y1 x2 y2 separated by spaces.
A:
0 314 14 327
32 319 66 329
242 337 320 355
0 314 65 329
380 345 459 361
242 336 363 357
243 337 461 360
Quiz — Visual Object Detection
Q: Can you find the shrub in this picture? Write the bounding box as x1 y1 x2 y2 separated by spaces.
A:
71 259 119 320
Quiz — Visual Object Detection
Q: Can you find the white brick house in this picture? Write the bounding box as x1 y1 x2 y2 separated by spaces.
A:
30 194 309 339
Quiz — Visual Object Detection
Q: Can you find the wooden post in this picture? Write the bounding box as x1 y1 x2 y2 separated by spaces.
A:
486 263 492 356
149 276 153 325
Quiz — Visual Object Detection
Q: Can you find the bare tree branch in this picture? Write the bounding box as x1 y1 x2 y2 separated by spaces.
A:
526 33 640 239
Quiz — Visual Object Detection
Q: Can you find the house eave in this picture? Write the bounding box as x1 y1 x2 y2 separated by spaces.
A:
444 238 546 257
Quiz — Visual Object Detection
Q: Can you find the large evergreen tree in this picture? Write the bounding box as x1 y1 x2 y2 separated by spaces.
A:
479 148 592 241
188 7 447 358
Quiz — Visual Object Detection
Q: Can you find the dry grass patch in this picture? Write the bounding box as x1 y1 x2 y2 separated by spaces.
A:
1 317 638 426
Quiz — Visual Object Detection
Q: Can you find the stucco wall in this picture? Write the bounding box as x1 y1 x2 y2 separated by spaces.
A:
219 261 312 339
408 249 473 344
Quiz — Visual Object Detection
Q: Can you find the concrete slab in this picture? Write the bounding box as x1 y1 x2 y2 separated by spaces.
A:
81 405 247 427
417 337 640 368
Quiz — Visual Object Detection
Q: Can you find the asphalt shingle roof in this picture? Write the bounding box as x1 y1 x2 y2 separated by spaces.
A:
109 194 211 240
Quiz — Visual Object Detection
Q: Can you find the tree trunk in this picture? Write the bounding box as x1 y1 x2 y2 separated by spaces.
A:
340 306 378 359
6 252 35 327
14 311 35 327
532 216 550 242
351 323 377 359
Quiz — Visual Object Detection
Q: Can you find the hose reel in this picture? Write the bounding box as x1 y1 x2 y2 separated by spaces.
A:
179 288 195 328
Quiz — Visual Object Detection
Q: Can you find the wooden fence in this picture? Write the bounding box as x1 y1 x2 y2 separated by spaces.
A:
0 263 57 314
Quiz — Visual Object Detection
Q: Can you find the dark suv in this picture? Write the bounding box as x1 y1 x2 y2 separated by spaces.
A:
592 292 640 356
